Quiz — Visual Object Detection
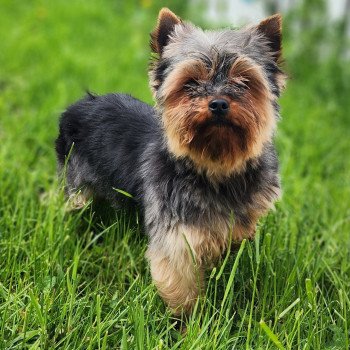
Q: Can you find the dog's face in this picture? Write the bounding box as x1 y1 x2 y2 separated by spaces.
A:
149 8 286 176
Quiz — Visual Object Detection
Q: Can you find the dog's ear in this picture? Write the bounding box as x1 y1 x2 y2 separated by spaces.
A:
257 14 282 62
150 8 182 55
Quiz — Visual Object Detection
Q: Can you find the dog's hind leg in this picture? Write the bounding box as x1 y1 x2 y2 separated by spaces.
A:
61 154 94 211
66 187 93 210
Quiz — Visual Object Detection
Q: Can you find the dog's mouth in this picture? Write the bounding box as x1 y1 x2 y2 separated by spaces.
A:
196 116 244 133
191 116 248 153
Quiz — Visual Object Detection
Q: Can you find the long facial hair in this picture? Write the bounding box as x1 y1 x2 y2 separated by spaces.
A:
157 56 276 177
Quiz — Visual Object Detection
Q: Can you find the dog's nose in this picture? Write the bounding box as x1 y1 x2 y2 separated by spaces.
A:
208 99 229 115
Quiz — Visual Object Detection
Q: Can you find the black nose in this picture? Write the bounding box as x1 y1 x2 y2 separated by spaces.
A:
208 99 229 115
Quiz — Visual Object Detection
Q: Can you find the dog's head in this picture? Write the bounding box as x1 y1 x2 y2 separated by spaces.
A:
149 8 286 177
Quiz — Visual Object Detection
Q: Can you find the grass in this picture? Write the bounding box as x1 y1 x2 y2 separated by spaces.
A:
0 1 349 349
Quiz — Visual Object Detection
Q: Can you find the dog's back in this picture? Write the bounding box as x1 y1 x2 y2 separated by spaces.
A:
56 93 159 204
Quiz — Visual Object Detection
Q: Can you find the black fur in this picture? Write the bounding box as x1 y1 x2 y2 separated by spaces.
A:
56 93 157 204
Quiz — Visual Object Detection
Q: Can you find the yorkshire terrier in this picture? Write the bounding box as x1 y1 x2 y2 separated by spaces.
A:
56 8 286 315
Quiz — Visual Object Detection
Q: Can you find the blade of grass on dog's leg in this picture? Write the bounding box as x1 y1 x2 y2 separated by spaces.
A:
182 233 196 266
216 212 234 280
182 232 202 309
259 320 285 350
221 239 246 306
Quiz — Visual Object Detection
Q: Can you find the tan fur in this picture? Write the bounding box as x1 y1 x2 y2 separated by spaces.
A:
150 8 182 54
146 219 231 313
276 71 287 91
257 14 282 62
252 185 281 212
158 57 276 178
233 222 257 241
146 248 203 315
147 208 282 312
66 188 91 211
146 189 281 312
233 208 264 241
160 60 208 101
233 185 281 240
146 194 278 314
256 14 287 91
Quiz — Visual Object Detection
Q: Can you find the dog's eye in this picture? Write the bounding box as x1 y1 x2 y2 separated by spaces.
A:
183 79 199 90
231 77 249 95
235 82 248 92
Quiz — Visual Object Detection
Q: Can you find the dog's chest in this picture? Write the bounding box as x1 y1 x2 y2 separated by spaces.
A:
141 146 259 229
164 172 251 227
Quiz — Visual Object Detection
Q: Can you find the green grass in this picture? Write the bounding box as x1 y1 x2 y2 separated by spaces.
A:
1 1 350 349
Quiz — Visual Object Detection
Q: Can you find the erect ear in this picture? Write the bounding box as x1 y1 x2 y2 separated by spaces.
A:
257 14 282 62
150 8 182 55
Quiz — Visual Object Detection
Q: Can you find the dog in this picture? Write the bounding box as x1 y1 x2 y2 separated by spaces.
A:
56 8 286 315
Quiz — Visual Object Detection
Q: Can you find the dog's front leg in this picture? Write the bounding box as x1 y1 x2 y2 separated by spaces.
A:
146 230 204 315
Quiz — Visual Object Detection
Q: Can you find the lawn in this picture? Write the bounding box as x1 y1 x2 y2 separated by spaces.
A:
0 1 349 349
